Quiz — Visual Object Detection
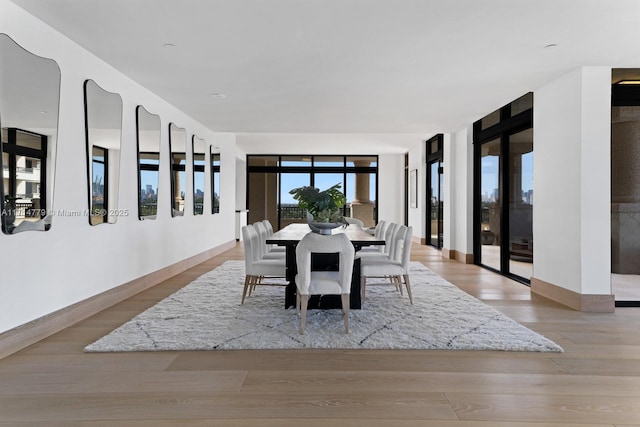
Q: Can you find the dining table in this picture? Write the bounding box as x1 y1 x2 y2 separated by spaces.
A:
266 223 385 309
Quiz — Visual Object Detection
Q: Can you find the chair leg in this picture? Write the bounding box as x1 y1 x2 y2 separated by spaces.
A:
241 275 251 304
392 275 402 294
341 294 350 334
299 294 309 334
403 274 413 305
361 276 367 302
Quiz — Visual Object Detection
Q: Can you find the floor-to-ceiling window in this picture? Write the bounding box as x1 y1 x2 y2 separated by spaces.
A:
426 134 444 248
474 93 533 284
247 155 378 230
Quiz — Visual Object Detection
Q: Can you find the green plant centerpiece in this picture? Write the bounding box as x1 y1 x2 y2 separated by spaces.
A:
289 183 348 234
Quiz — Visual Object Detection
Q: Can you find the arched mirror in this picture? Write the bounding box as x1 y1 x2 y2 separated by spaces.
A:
84 79 123 226
192 135 206 215
136 106 160 220
0 34 60 234
210 146 221 214
168 123 186 217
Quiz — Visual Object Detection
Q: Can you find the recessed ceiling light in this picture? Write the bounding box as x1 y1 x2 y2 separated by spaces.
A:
210 93 226 99
40 110 47 114
163 43 176 48
544 43 558 49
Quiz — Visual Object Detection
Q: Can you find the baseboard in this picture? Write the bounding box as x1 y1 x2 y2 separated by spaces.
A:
443 248 474 264
0 240 236 360
531 277 615 312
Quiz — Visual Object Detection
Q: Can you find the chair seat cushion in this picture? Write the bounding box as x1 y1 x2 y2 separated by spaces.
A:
295 271 343 295
361 261 404 277
358 253 391 262
263 252 286 259
251 259 286 276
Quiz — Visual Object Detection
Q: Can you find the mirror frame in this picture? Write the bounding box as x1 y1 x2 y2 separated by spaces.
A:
192 135 206 216
84 79 123 226
135 105 161 220
168 123 187 217
0 33 61 234
210 146 220 215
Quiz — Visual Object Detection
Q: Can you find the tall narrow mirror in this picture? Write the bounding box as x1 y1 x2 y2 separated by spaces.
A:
210 146 220 214
169 123 186 217
136 106 160 220
0 34 60 234
84 79 123 225
192 135 206 215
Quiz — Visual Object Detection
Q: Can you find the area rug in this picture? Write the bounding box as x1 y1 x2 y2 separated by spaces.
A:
85 261 562 352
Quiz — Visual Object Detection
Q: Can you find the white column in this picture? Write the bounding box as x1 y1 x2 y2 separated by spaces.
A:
532 66 612 310
445 127 474 262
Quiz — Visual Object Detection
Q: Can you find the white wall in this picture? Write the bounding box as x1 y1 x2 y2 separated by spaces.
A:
406 138 426 240
533 66 611 294
0 0 237 333
378 153 406 225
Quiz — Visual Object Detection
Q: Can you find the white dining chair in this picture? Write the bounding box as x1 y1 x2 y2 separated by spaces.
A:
240 224 286 304
359 221 396 257
295 232 355 334
254 221 285 259
359 220 387 252
360 225 413 304
261 219 286 253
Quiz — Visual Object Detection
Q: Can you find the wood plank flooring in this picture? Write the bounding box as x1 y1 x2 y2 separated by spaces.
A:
1 243 640 426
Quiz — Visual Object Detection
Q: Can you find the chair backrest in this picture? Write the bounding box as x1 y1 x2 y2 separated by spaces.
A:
243 224 265 267
253 221 269 258
374 220 387 239
388 224 408 262
382 222 397 254
295 232 355 295
241 225 256 271
261 219 274 236
400 226 413 270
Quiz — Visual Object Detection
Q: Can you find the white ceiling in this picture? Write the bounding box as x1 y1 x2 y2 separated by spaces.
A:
9 0 640 141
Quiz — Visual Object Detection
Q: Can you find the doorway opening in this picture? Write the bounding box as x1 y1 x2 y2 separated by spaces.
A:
611 68 640 306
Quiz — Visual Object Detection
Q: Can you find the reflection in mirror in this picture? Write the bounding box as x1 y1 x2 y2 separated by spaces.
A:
136 106 160 220
192 135 206 215
210 146 220 214
0 34 60 234
169 123 186 217
84 79 123 225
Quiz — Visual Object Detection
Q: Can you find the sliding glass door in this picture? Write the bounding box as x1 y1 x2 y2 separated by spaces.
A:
426 134 444 248
478 138 501 271
474 93 533 283
508 129 534 279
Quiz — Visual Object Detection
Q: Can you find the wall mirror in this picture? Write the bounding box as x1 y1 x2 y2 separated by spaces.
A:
192 135 206 215
168 123 187 217
0 33 61 234
84 79 123 225
136 106 160 220
210 146 220 214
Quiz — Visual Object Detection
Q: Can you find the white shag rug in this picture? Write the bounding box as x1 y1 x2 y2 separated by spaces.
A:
85 261 562 352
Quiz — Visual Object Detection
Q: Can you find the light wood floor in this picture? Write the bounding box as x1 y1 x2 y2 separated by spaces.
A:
1 243 640 426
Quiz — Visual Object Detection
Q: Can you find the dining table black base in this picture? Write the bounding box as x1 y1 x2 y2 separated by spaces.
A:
283 249 362 310
266 223 383 310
